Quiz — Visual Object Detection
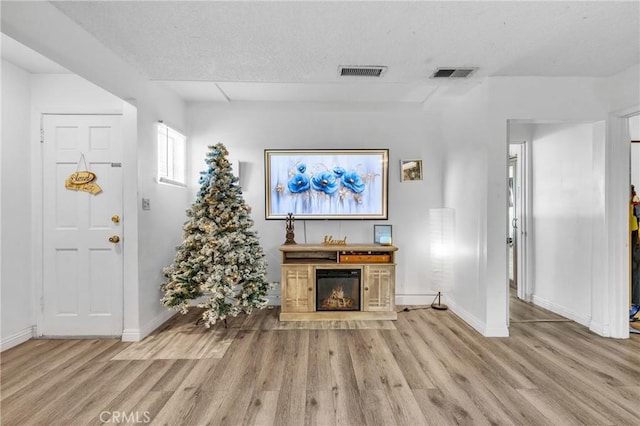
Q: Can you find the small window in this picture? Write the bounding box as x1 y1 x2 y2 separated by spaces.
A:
157 122 186 186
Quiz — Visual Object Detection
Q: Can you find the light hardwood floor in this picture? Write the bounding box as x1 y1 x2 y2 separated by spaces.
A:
2 303 639 426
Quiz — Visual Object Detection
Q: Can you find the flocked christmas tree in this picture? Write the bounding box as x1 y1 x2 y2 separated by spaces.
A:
161 143 272 327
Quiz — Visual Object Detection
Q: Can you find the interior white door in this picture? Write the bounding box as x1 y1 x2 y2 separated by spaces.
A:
508 143 529 306
42 114 123 336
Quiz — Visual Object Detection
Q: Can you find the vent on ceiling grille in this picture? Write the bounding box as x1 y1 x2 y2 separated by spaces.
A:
339 66 387 77
431 67 477 78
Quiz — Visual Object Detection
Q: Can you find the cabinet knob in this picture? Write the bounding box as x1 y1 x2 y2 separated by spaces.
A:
364 287 369 291
308 287 313 291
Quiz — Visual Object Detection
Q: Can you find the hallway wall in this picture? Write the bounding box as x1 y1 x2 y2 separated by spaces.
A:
1 60 33 349
529 122 603 325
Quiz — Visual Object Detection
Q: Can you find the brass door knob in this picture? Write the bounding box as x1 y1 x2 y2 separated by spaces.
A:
109 235 120 243
111 215 120 224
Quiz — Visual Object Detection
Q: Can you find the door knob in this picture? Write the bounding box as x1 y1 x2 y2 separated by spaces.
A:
109 235 120 243
111 215 120 224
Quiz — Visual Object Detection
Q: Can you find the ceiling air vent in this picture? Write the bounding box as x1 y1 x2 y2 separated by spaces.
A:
339 66 387 77
431 67 477 78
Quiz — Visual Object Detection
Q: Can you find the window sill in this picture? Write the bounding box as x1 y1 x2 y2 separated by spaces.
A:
158 177 187 188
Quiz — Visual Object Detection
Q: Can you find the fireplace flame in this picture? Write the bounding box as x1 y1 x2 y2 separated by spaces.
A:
321 286 354 309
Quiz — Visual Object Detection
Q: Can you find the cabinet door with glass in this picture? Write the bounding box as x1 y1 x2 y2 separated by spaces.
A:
281 265 314 312
363 265 395 312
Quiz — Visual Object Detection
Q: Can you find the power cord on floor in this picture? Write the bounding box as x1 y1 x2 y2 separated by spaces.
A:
398 293 448 313
397 306 432 313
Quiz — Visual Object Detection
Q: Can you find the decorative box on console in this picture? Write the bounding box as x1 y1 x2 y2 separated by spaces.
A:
339 252 391 263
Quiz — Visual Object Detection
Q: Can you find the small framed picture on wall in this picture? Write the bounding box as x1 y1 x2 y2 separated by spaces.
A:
374 224 392 245
401 159 423 182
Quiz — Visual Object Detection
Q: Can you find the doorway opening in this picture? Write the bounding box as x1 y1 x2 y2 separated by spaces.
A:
629 113 640 334
507 121 603 326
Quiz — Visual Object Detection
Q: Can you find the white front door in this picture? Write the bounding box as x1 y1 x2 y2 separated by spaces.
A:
41 114 123 336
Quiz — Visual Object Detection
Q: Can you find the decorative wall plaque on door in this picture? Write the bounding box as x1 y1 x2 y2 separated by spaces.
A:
65 153 102 195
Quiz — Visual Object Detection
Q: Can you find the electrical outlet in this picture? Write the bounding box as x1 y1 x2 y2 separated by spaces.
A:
142 198 150 210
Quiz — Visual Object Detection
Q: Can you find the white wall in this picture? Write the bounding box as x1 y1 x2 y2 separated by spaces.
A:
441 83 491 333
443 76 612 336
134 96 188 339
2 0 189 341
631 115 640 140
187 102 445 304
1 60 34 350
529 123 600 325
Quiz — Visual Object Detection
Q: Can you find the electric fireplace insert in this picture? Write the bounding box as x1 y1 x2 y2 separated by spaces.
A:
316 269 361 311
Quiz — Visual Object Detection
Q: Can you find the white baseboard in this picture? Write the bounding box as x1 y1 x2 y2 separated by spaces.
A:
532 295 590 328
448 299 509 337
121 310 176 342
396 294 440 305
588 320 610 337
1 326 35 352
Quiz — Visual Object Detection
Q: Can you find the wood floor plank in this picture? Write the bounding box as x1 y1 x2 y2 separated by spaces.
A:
98 360 179 413
408 311 544 425
150 387 201 425
55 361 134 424
393 312 453 386
273 330 310 426
1 340 123 425
326 330 368 426
254 331 287 392
347 330 386 390
198 329 257 393
0 338 67 367
128 390 173 425
1 339 96 397
379 328 436 390
412 388 467 426
243 390 280 426
306 329 333 391
150 359 198 391
442 312 539 391
505 332 618 425
516 388 585 426
359 388 398 426
412 386 492 426
303 390 336 426
2 302 640 425
364 330 427 425
206 331 269 425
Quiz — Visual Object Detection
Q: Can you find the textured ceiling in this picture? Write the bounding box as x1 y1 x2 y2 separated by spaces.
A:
9 1 640 103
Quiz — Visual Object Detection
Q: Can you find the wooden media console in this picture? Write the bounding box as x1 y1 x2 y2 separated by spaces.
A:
279 244 398 321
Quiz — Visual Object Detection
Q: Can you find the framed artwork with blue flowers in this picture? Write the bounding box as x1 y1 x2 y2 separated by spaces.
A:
264 149 389 220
